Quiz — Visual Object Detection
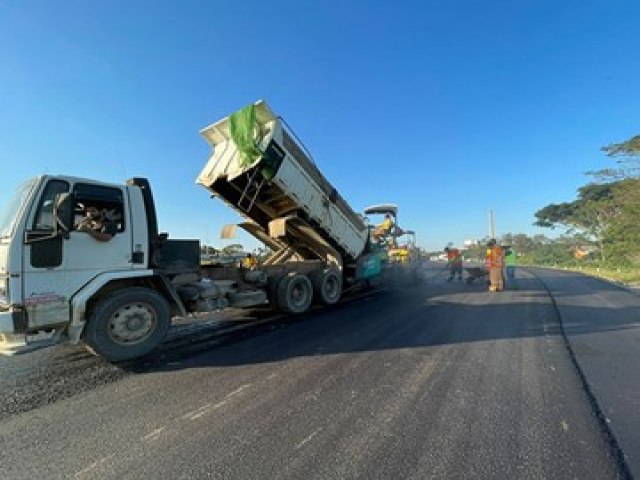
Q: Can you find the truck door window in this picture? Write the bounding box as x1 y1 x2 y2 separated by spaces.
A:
32 180 70 230
72 183 125 233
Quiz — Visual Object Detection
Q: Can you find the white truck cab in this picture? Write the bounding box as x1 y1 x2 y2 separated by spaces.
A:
0 175 188 360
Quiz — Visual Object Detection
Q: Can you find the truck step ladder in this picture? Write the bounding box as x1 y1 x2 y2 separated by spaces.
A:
238 168 265 212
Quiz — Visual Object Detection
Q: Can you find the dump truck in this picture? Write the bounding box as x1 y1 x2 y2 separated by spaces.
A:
0 100 384 361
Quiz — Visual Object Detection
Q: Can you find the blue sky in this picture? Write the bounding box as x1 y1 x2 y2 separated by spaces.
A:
1 0 638 251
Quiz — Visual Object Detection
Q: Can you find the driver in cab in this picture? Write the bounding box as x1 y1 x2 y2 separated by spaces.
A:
76 206 117 242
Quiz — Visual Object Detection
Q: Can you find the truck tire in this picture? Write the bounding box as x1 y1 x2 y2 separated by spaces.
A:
311 269 342 305
266 275 283 311
84 287 171 362
277 273 313 314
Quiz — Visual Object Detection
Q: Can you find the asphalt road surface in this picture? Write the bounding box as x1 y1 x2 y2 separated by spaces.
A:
0 265 636 479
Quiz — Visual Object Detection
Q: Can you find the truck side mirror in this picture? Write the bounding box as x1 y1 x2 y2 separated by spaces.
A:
54 192 75 238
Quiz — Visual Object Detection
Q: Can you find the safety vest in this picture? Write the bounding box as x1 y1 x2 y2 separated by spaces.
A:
486 245 504 268
505 249 517 266
447 248 462 266
380 218 393 232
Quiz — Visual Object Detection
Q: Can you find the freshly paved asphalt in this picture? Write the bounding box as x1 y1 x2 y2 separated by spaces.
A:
530 267 640 478
0 265 635 479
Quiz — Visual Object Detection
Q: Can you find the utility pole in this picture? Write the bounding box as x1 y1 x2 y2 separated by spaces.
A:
489 209 495 239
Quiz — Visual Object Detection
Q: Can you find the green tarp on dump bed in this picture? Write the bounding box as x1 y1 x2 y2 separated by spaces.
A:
229 104 263 168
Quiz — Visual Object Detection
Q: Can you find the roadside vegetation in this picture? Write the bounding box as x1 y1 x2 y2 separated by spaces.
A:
461 134 640 285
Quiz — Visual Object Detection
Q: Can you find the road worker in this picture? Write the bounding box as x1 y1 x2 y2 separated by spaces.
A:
241 253 257 269
485 239 504 291
373 214 394 243
444 246 463 282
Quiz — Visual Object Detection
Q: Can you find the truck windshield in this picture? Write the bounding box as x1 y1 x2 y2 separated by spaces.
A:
0 177 38 238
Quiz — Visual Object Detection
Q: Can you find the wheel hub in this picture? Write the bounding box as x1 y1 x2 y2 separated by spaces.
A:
292 285 305 306
108 303 156 345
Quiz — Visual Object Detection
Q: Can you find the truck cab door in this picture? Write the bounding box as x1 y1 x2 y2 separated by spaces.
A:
22 180 133 332
22 179 72 330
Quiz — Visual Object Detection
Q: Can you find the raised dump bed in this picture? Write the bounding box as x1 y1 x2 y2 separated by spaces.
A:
196 100 368 268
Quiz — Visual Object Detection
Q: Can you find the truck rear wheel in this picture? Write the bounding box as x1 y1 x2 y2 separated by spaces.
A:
266 275 283 311
312 269 342 305
277 273 313 314
84 287 171 362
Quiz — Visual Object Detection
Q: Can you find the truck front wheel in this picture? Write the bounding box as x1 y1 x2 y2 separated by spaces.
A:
277 273 313 314
84 287 171 362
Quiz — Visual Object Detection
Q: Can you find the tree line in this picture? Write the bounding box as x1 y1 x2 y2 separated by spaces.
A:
532 134 640 267
453 134 639 269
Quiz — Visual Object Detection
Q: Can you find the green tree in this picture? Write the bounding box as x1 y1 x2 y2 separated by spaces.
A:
222 244 244 255
200 245 218 255
603 178 640 266
499 233 537 256
602 134 640 157
589 134 640 180
534 183 620 261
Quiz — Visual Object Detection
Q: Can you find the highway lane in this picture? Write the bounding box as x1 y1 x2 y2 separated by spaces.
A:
530 267 640 478
0 267 627 479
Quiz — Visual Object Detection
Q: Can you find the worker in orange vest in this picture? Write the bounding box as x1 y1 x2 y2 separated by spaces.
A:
485 239 504 292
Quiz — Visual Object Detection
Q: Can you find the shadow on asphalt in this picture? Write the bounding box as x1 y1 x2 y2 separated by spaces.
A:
139 270 640 372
